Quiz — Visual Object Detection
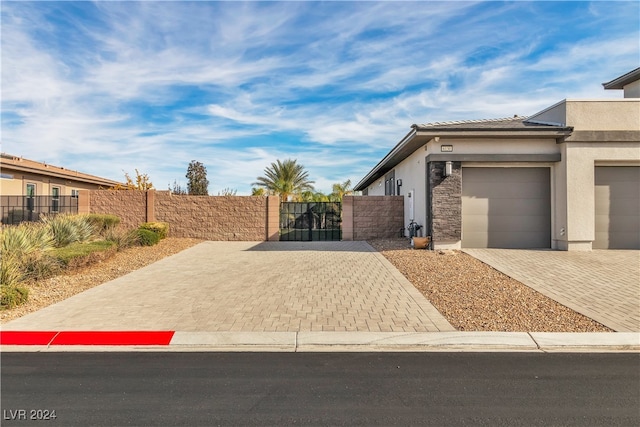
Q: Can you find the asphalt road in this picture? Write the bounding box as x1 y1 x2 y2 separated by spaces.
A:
2 352 639 426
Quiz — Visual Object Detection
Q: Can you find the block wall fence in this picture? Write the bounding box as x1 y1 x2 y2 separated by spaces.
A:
79 190 403 241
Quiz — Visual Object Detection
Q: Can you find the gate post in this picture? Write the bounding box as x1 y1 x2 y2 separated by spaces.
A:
342 196 354 241
78 190 91 214
266 196 280 241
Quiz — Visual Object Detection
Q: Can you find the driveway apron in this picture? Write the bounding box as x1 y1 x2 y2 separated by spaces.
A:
2 241 454 333
463 249 640 332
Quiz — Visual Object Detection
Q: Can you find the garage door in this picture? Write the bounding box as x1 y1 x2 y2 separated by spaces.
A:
594 166 640 249
462 167 551 248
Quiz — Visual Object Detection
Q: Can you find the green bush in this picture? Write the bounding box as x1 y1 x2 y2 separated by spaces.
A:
84 214 121 234
136 229 160 246
1 284 29 309
51 240 116 266
139 222 169 239
42 214 95 247
0 254 23 288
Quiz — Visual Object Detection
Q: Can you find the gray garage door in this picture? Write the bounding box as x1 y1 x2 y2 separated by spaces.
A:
462 167 551 248
594 166 640 249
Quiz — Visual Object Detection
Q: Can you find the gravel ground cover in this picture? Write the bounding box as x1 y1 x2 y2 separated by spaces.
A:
1 238 202 323
368 239 612 332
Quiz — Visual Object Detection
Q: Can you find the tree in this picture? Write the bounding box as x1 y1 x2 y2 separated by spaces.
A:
186 160 209 195
113 169 154 190
300 190 329 202
251 187 266 196
169 180 187 195
253 159 314 201
217 187 237 196
329 179 352 202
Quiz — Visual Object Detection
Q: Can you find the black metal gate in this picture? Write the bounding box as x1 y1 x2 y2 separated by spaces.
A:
280 202 341 241
1 196 79 225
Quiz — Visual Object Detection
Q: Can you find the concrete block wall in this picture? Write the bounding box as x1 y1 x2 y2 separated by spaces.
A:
83 190 147 230
154 192 270 241
84 190 279 241
429 162 461 243
344 195 404 240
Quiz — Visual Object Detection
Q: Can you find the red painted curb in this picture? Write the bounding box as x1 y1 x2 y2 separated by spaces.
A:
1 331 175 346
0 331 58 345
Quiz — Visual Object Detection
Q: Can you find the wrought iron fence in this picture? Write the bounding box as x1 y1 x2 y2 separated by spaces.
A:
1 196 79 225
280 202 341 241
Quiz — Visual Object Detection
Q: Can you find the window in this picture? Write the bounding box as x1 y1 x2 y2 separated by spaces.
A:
52 187 60 212
71 189 79 198
26 183 36 211
384 170 396 195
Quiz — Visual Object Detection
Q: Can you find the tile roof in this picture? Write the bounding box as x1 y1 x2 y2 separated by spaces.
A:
413 116 569 131
1 153 122 187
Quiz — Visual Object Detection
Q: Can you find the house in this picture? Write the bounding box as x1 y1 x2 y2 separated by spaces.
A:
354 68 640 250
1 153 121 223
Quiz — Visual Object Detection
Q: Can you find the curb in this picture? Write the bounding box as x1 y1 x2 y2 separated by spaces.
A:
1 331 639 353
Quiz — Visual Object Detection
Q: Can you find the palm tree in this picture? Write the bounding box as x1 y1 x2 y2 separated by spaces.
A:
253 159 314 201
329 179 352 202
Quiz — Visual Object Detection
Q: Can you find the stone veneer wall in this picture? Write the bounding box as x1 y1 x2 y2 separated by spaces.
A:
89 190 147 231
346 195 404 240
429 161 461 243
154 192 269 241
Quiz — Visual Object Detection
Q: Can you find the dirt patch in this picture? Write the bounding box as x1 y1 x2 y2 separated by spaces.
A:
368 238 612 332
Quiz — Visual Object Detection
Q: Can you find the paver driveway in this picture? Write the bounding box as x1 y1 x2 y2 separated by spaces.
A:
463 249 640 332
3 241 454 332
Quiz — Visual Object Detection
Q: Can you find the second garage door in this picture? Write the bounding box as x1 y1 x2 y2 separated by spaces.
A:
462 167 551 248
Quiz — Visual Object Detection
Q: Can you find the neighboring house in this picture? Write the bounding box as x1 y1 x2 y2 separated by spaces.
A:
1 153 121 196
354 68 640 250
1 153 121 223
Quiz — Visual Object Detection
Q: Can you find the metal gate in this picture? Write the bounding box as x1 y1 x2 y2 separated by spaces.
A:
280 202 341 241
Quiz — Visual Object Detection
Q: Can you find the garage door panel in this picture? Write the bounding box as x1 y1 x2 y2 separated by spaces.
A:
594 166 640 249
463 182 549 199
462 167 550 249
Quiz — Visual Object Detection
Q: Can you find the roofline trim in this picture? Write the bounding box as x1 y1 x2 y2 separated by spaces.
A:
602 67 640 90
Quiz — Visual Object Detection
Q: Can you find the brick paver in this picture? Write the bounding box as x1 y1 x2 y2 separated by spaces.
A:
3 241 454 332
463 249 640 332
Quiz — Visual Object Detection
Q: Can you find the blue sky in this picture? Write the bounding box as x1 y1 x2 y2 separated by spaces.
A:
2 1 639 195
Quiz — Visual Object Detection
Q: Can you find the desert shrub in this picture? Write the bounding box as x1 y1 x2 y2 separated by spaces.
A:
139 222 169 239
51 240 116 266
85 214 121 234
136 229 160 246
1 284 29 309
1 222 53 257
42 214 95 247
21 252 62 281
104 227 137 251
0 254 23 288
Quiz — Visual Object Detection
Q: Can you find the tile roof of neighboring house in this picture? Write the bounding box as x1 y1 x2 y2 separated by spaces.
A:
602 67 640 90
0 153 122 187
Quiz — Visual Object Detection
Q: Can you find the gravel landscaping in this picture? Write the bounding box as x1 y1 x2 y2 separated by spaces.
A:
2 237 612 332
368 239 612 332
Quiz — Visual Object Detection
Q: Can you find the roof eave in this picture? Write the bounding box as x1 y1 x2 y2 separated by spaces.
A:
602 67 640 90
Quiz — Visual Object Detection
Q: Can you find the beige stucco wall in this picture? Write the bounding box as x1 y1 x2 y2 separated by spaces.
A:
554 141 640 250
624 80 640 98
393 147 428 234
529 100 640 130
1 171 106 196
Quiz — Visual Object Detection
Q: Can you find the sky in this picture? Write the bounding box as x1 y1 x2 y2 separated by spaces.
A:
1 1 639 195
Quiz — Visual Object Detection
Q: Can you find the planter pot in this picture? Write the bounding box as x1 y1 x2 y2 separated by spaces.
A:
411 236 431 249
